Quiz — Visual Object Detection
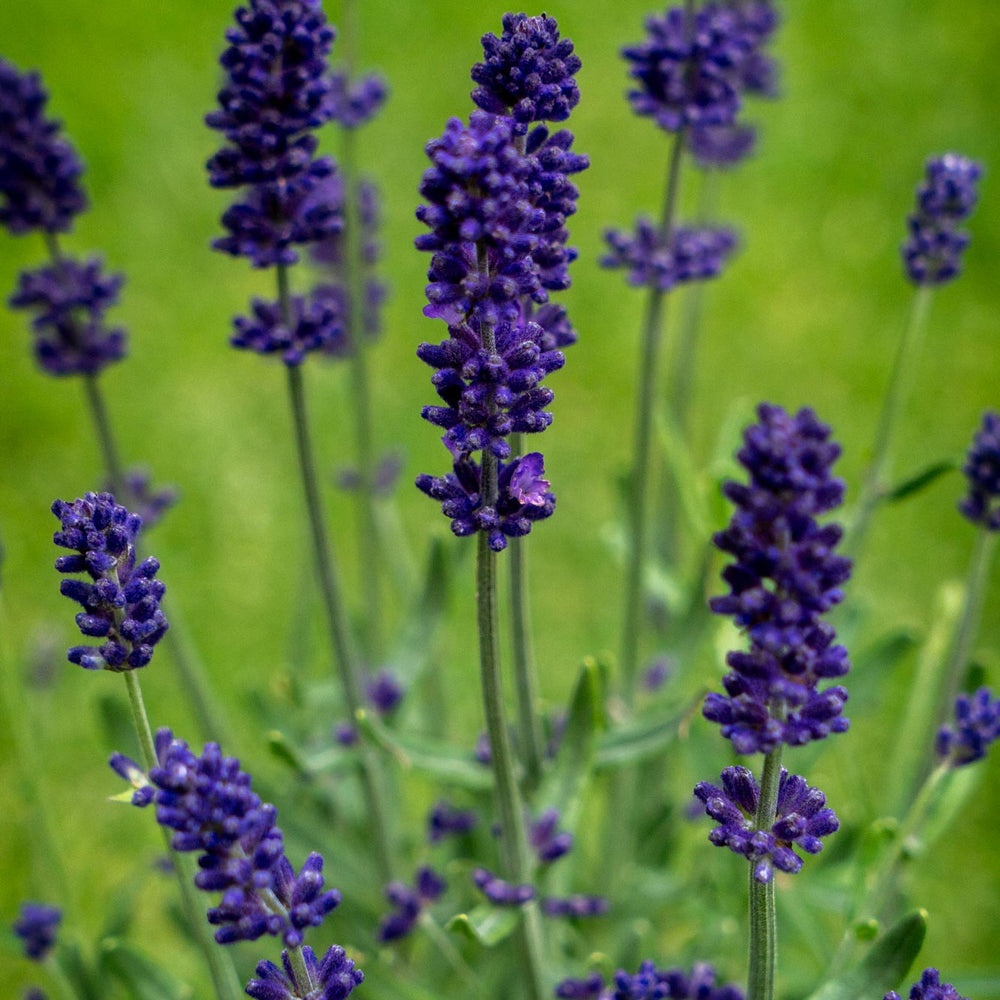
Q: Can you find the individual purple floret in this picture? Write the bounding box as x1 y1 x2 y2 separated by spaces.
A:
9 256 127 376
231 290 345 365
111 729 342 947
935 687 1000 767
958 410 1000 531
541 894 609 919
328 70 388 129
901 153 982 286
885 969 970 1000
688 123 757 170
246 944 363 1000
52 492 168 671
365 668 404 714
602 217 738 291
556 961 744 1000
694 765 839 884
0 59 86 235
704 404 852 754
206 0 342 266
428 799 478 843
376 865 446 943
470 13 581 134
472 867 536 906
12 903 61 961
416 452 556 551
529 808 574 863
333 722 358 746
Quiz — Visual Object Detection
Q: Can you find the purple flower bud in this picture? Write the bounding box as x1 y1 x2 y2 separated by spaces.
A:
958 411 1000 531
328 71 388 129
232 289 345 365
246 944 363 1000
936 687 1000 767
529 808 573 863
556 962 744 1000
12 903 61 961
472 867 536 906
427 799 478 843
376 866 446 943
541 894 608 918
365 668 404 715
885 969 969 1000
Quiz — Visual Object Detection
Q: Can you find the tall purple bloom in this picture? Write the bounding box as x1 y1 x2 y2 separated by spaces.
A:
704 404 852 754
52 492 168 671
958 410 1000 531
12 902 61 961
885 969 970 1000
0 59 86 236
902 153 982 286
246 944 363 1000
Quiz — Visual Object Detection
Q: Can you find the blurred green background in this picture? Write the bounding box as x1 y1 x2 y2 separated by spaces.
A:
2 0 999 996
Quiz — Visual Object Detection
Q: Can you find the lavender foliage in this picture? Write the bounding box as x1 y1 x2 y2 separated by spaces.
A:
12 902 61 961
935 687 1000 767
246 944 363 1000
958 410 1000 530
694 765 839 883
52 492 168 671
704 404 852 754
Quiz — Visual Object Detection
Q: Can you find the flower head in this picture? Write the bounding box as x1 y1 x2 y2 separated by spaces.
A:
232 289 345 364
376 866 446 943
902 153 982 286
705 404 852 754
52 492 167 671
12 903 61 961
529 807 574 863
328 70 387 129
365 668 405 714
936 687 1000 767
885 969 969 1000
958 410 1000 530
694 765 839 883
688 122 757 170
246 944 363 1000
472 867 536 906
427 799 478 843
0 59 86 235
556 961 744 1000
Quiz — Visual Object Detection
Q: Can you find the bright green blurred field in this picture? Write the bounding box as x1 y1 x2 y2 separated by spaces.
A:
2 0 999 996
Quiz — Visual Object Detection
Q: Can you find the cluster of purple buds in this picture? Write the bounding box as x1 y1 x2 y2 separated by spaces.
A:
231 291 345 365
541 894 608 919
110 729 343 948
52 492 168 671
935 687 1000 767
375 866 446 943
12 902 62 961
529 807 573 863
704 404 852 755
428 799 478 843
0 58 86 235
902 153 982 286
471 867 536 906
693 766 839 883
246 944 363 1000
327 70 387 129
365 668 405 714
958 410 1000 530
555 961 744 1000
885 969 970 1000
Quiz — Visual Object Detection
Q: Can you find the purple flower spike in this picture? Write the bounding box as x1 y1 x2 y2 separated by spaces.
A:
428 799 478 843
376 865 446 943
0 59 87 235
688 122 758 170
936 687 1000 767
12 902 61 961
529 808 574 863
705 403 852 754
10 256 127 377
52 492 168 671
602 218 738 291
959 410 1000 531
471 13 581 133
694 765 839 883
557 961 744 1000
902 153 982 286
472 867 536 906
885 969 970 1000
246 944 363 1000
328 71 388 129
232 289 345 364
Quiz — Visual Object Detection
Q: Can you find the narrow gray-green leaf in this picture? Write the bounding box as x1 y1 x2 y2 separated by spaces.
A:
446 905 521 947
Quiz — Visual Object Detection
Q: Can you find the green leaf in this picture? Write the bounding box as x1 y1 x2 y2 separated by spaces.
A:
804 910 927 1000
446 905 521 947
359 710 494 790
56 940 102 1000
99 937 193 1000
595 697 701 771
885 461 957 503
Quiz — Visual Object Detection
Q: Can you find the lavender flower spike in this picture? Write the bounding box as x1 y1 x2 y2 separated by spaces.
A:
12 902 62 961
246 944 363 1000
935 687 1000 767
705 404 852 754
958 410 1000 530
556 961 744 1000
885 968 970 1000
52 492 168 671
472 867 536 906
694 765 839 883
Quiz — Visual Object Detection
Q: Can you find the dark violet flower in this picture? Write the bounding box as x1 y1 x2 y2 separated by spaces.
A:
602 217 738 291
231 289 345 365
206 0 342 266
328 70 387 129
472 867 536 906
0 59 86 235
471 13 581 134
416 452 556 551
365 668 404 714
529 808 574 863
688 122 757 170
376 866 446 943
52 492 168 671
12 902 61 961
936 687 1000 767
246 944 363 1000
541 894 609 919
694 765 839 883
427 799 478 843
958 410 1000 531
111 729 342 948
9 256 127 377
885 969 970 1000
333 722 358 746
902 153 982 286
705 404 852 754
556 961 744 1000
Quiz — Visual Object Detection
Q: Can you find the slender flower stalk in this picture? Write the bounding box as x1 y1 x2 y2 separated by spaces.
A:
747 747 783 1000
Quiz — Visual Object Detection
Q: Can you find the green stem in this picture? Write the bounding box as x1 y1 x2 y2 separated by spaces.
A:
476 529 547 1000
82 374 125 495
620 128 686 707
747 745 784 1000
278 267 394 884
849 286 933 555
123 672 243 1000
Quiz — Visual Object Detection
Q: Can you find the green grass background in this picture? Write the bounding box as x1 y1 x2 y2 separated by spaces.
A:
1 0 999 995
